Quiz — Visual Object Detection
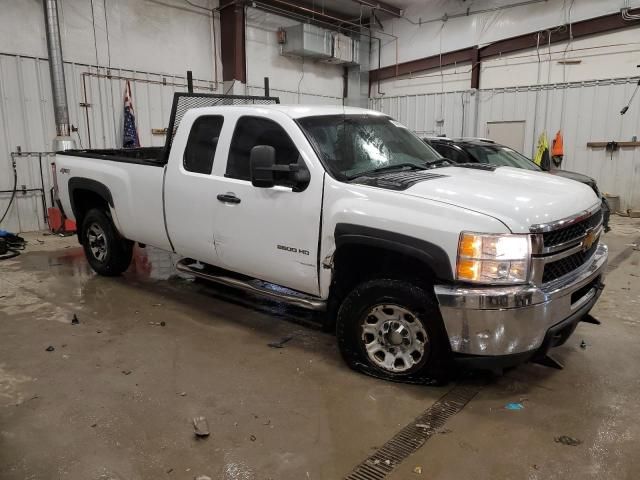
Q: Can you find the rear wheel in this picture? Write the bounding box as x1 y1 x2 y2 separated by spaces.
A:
81 208 133 276
336 278 451 382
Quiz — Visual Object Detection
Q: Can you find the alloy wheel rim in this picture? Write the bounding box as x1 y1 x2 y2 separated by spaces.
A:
87 223 108 262
361 304 429 373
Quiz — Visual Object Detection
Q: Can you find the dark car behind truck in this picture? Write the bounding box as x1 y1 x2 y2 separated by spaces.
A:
424 137 611 232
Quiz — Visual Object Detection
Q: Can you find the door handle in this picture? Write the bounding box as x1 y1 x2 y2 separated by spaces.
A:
217 193 241 204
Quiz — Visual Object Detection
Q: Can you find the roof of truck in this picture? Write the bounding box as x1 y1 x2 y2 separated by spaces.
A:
190 104 387 119
425 137 497 146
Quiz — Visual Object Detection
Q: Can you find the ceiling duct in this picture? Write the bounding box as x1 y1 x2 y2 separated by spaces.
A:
280 24 360 65
280 24 333 59
323 33 359 65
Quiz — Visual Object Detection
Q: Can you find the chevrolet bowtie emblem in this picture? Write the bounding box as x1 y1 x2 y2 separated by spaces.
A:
582 228 597 251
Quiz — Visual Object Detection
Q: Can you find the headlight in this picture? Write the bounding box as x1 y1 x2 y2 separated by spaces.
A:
456 232 531 284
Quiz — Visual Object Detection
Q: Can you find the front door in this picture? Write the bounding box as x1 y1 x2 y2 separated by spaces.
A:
210 114 324 296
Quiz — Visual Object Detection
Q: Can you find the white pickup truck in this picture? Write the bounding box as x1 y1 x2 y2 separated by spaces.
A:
55 93 608 380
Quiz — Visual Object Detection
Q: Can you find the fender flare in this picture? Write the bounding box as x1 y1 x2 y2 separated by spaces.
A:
334 223 454 281
68 177 114 219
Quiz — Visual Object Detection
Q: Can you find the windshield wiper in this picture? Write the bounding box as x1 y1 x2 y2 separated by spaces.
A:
424 158 451 168
350 163 427 179
451 162 498 171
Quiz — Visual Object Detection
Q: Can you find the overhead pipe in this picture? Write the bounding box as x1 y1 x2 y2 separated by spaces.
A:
399 0 549 25
250 0 398 39
352 0 401 18
43 0 75 150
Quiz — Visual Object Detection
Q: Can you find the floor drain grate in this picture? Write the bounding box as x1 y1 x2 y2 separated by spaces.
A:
344 384 480 480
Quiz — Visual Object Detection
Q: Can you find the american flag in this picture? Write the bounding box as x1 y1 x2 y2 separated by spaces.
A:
123 80 140 148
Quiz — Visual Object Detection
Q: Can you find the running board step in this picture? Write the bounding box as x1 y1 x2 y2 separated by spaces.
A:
175 259 327 311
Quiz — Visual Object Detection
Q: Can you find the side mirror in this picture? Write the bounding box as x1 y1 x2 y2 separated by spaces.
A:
250 145 311 191
250 145 276 188
290 163 310 192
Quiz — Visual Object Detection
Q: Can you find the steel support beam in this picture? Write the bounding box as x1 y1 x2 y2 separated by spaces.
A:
480 11 640 58
369 12 640 85
369 47 474 83
470 46 480 90
220 2 246 83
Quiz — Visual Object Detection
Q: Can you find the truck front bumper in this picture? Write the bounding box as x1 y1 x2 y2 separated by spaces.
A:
434 244 608 366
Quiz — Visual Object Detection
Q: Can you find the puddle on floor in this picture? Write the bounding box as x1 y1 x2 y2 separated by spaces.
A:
1 245 320 330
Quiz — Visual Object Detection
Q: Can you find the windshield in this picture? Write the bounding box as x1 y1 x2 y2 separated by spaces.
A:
467 145 540 171
297 115 443 179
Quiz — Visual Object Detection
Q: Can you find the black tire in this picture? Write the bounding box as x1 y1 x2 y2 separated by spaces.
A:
336 278 451 382
81 208 133 276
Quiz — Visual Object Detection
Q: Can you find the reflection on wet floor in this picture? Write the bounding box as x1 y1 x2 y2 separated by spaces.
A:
37 243 178 282
18 244 322 330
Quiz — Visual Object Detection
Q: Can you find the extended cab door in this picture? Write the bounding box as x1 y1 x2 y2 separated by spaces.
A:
163 114 225 264
210 112 324 296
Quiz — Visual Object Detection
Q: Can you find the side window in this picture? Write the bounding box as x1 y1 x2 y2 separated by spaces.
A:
430 143 450 160
226 116 300 181
438 145 467 163
183 116 224 174
451 147 469 163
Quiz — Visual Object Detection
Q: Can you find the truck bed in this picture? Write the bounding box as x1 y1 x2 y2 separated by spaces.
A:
61 147 165 167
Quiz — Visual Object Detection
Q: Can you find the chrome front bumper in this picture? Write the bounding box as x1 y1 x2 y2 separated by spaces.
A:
434 244 608 357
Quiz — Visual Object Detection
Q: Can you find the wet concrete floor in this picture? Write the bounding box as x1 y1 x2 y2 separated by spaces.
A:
1 216 639 479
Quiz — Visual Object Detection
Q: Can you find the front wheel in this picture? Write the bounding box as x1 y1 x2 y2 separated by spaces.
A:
81 208 133 276
336 278 451 381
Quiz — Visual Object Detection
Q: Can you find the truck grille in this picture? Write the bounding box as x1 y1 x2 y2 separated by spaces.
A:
532 208 603 285
542 241 599 283
542 209 602 248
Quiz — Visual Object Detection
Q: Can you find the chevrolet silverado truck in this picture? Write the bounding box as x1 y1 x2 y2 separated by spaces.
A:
54 93 608 380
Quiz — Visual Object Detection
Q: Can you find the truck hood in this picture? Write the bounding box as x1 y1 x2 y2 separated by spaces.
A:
403 166 599 233
550 169 597 189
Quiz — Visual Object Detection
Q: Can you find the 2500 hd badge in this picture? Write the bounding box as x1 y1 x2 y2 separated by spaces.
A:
277 244 310 256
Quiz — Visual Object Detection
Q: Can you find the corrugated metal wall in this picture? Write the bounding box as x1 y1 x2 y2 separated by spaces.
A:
371 77 640 211
0 53 340 233
370 90 477 138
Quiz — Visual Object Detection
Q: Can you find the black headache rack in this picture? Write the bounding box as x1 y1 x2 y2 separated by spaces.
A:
162 92 280 164
58 92 279 165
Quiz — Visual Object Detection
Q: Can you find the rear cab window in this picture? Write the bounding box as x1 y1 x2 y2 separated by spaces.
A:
183 116 224 174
